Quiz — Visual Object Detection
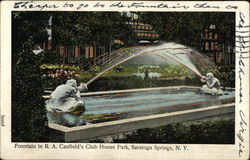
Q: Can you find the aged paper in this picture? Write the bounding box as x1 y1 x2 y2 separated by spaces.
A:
1 1 249 159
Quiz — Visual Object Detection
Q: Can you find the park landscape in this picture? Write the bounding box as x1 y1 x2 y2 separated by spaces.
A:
12 11 235 143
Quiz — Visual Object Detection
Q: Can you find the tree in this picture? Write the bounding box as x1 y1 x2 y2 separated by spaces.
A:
139 12 234 44
51 12 134 58
93 12 133 54
12 12 49 142
51 12 94 47
12 12 49 62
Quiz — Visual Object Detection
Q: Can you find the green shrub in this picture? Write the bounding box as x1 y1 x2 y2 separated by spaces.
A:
39 50 62 64
12 39 48 142
90 65 101 73
112 119 234 144
86 76 201 92
218 65 235 88
40 64 80 70
78 57 92 70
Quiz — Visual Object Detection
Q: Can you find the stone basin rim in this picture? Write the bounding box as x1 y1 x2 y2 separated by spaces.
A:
48 103 235 132
43 86 234 99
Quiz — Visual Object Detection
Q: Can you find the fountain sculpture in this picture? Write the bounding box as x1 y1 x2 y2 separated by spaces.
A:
200 72 223 95
46 79 87 114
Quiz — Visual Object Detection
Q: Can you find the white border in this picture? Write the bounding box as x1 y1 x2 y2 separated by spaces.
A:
1 1 249 160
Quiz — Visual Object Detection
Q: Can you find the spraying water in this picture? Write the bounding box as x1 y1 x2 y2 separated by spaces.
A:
86 42 221 86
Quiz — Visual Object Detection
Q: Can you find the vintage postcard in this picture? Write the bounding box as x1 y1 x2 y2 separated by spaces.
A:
0 1 249 159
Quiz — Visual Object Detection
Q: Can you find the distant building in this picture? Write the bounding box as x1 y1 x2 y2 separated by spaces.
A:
128 22 160 43
201 29 235 65
126 12 160 44
182 28 235 65
57 46 105 64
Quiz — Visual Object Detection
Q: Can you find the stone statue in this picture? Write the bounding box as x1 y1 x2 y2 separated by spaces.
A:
46 79 88 113
200 72 223 95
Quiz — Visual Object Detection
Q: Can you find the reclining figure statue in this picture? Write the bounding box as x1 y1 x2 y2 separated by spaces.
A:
200 72 223 95
46 79 88 114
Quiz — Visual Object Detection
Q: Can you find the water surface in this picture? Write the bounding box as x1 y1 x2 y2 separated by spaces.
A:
47 89 235 127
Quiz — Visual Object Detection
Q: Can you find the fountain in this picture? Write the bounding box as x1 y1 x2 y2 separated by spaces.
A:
85 42 221 86
46 42 234 129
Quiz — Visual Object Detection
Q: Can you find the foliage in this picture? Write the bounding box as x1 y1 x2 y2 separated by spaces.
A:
52 12 134 49
43 77 66 90
90 65 101 73
113 65 125 73
12 12 50 141
139 12 235 43
218 65 235 88
12 39 48 142
39 50 62 64
78 57 93 70
40 64 80 89
52 12 91 47
112 119 234 144
112 42 125 50
12 12 49 63
77 65 195 80
50 12 135 64
40 64 80 70
86 76 202 92
76 64 200 91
